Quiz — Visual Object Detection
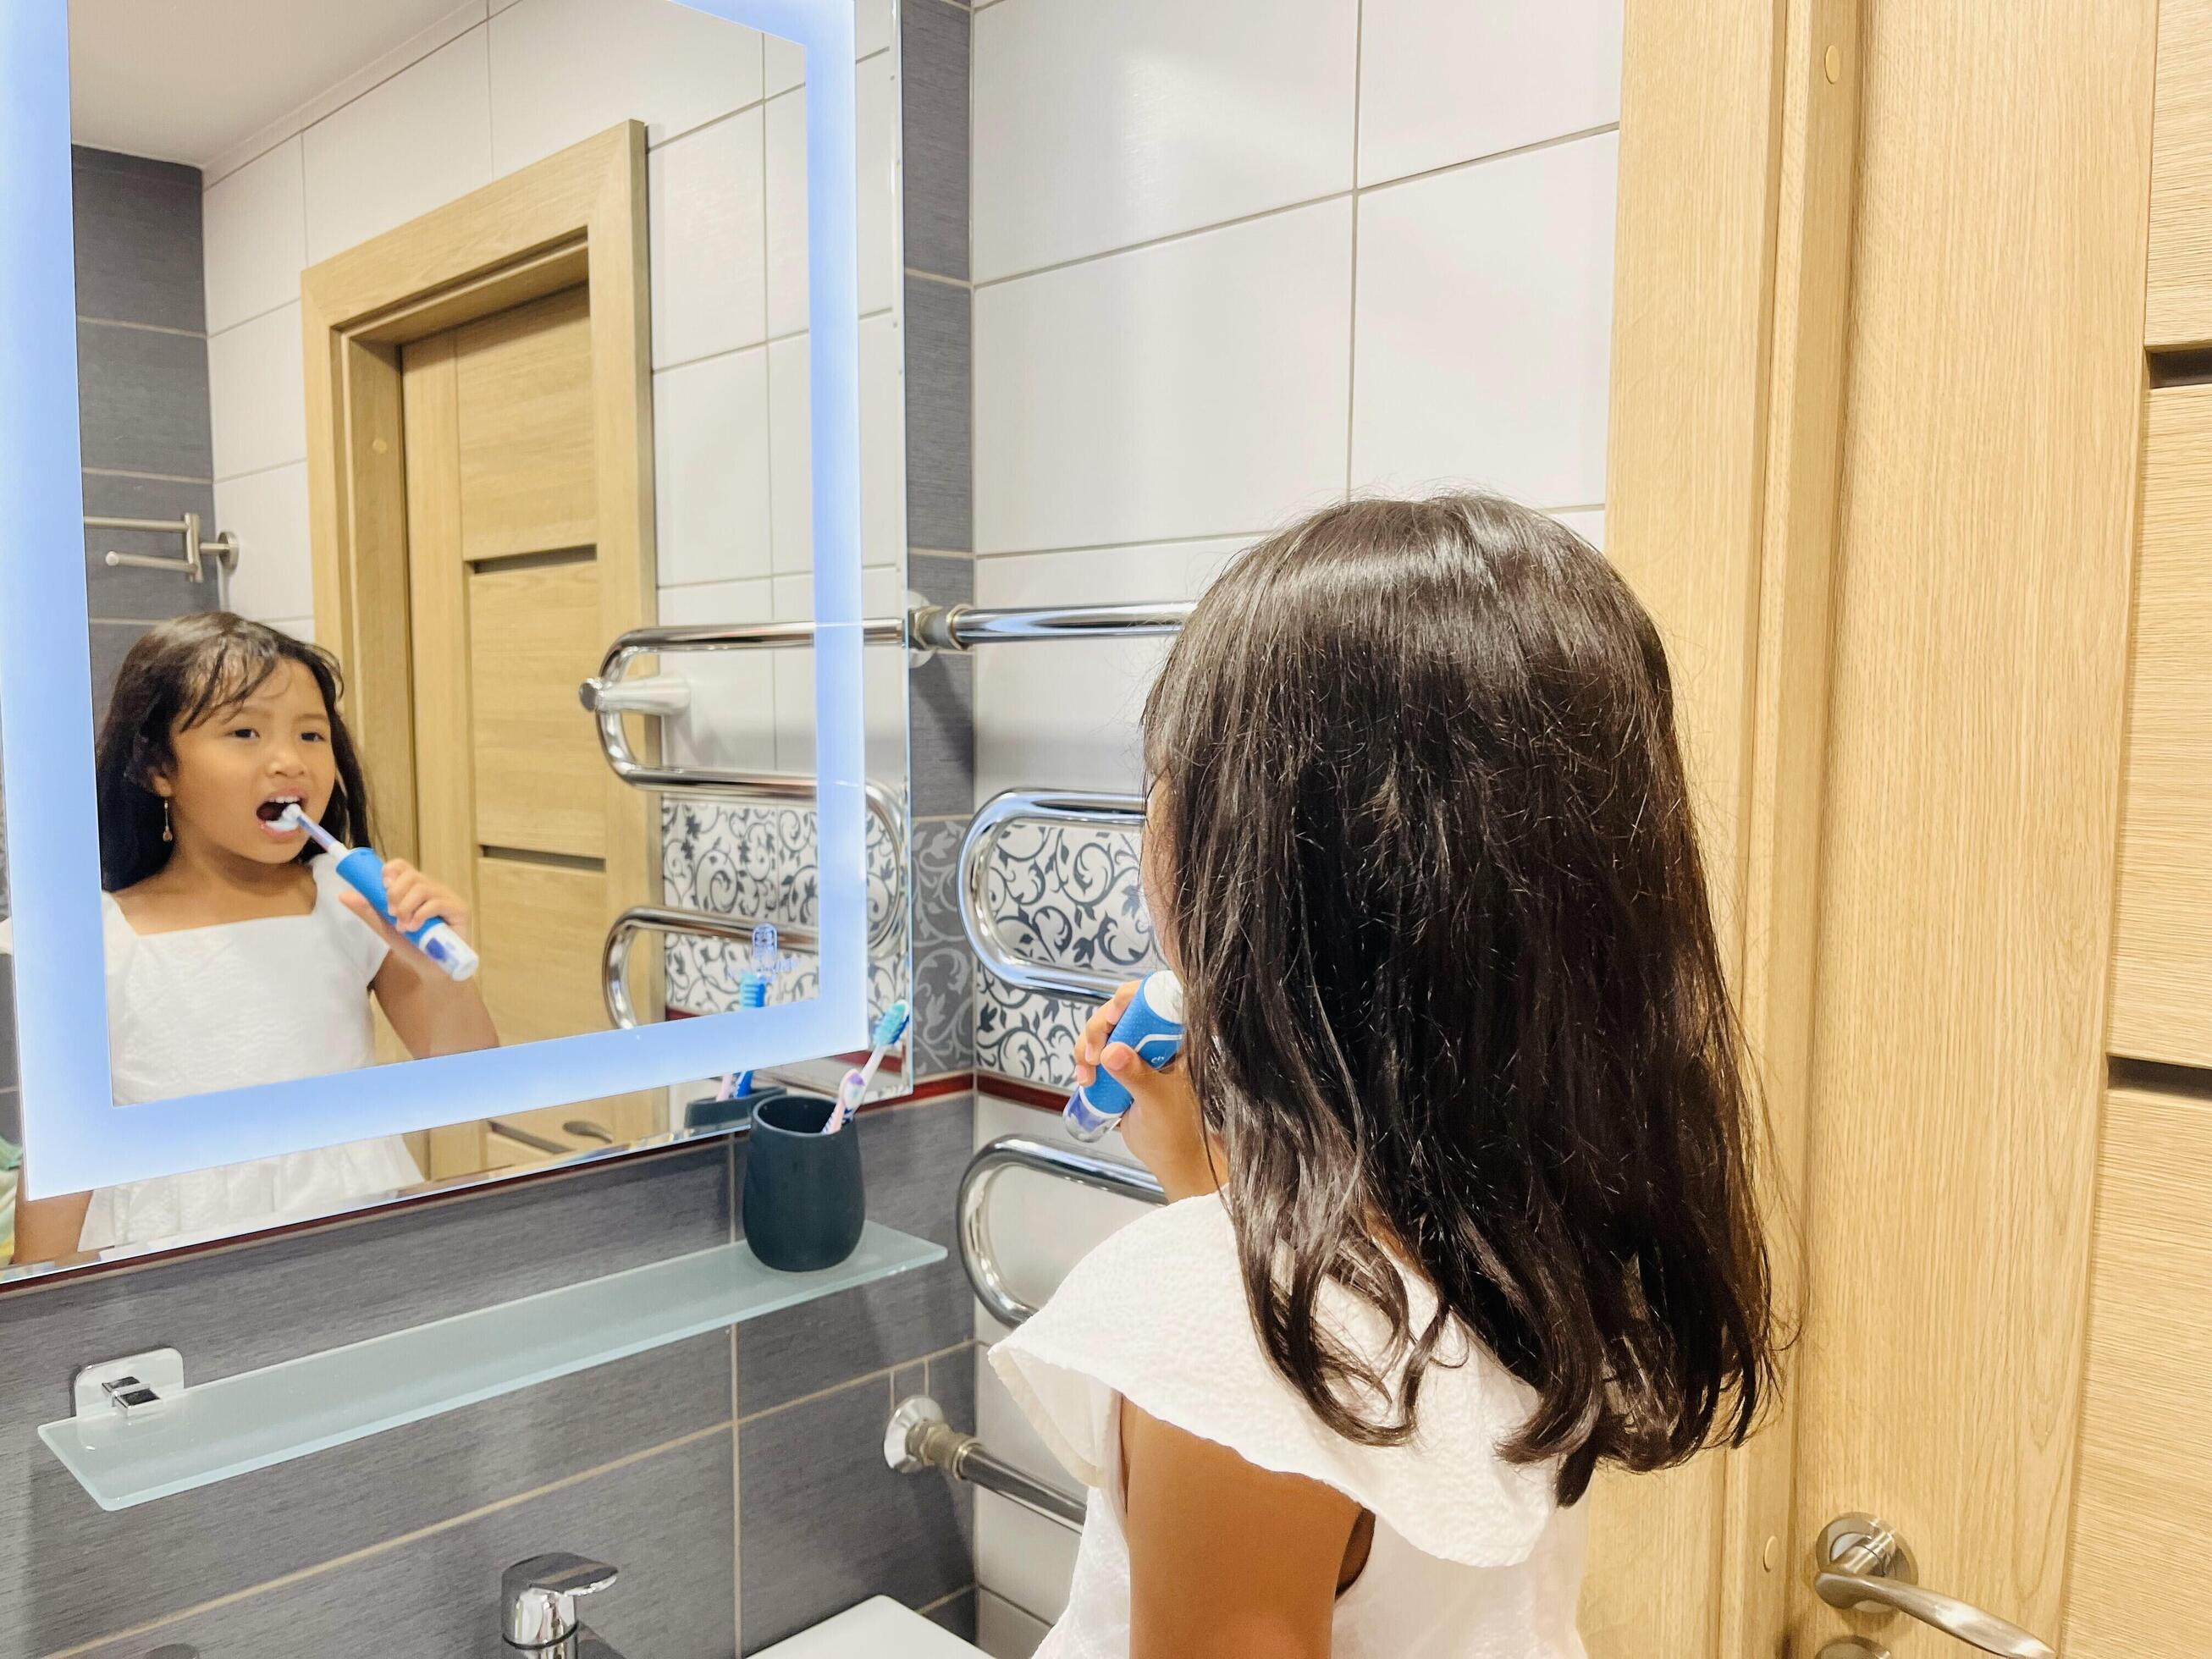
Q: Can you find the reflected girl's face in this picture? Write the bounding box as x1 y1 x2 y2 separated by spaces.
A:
153 660 339 866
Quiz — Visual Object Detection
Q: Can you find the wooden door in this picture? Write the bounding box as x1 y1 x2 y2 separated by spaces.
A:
300 127 661 1181
400 284 659 1174
1589 1 2212 1655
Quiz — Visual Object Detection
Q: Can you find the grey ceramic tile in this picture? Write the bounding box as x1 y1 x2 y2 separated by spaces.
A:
83 472 220 622
926 1341 978 1550
738 1369 971 1651
735 1094 974 1414
89 620 153 730
71 147 207 334
0 1145 731 1655
74 321 214 481
904 277 972 553
911 653 974 818
901 0 970 282
3 1335 731 1657
75 1427 737 1659
926 1588 979 1641
0 1089 18 1149
909 549 973 609
892 1359 927 1403
910 817 974 1078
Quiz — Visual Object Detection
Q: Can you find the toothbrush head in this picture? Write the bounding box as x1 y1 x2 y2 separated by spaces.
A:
275 803 305 832
870 1000 912 1050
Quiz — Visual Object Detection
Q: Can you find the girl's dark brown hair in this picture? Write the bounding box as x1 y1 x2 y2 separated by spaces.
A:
96 611 372 892
1143 493 1775 1504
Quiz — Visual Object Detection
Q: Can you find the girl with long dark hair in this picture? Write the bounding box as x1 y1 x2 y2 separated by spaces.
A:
11 613 495 1262
993 494 1779 1657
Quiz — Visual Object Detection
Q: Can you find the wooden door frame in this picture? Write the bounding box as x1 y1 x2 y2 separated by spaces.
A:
298 122 656 899
1593 0 1862 1651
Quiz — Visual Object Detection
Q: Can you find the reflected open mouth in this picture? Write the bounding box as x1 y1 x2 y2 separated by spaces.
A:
257 795 305 834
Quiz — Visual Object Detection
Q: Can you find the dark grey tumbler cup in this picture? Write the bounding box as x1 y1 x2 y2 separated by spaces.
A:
741 1094 865 1272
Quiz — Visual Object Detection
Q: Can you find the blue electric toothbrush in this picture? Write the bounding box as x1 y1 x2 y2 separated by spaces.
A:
825 1000 911 1133
278 805 481 982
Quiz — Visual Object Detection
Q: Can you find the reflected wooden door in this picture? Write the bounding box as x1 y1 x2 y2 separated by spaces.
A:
400 284 659 1174
299 127 662 1181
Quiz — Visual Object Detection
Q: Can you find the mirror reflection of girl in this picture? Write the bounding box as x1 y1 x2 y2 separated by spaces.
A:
9 613 496 1263
993 496 1778 1658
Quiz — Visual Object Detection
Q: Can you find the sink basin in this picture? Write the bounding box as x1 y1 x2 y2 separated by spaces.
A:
754 1596 985 1656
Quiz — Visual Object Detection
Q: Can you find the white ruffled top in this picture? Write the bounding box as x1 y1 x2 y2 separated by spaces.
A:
990 1193 1589 1659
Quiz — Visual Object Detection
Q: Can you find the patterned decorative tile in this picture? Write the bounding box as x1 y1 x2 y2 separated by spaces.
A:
972 821 1159 1088
660 798 906 1025
911 816 974 1078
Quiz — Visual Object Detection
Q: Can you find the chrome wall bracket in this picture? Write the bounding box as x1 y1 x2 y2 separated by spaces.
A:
72 1348 184 1423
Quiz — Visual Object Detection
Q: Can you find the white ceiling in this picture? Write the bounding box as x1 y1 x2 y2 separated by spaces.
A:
69 0 471 169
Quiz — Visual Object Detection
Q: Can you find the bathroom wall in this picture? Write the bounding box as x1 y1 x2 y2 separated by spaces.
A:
957 1 1623 1647
0 1092 982 1655
191 0 977 1072
0 4 987 1653
0 146 219 1153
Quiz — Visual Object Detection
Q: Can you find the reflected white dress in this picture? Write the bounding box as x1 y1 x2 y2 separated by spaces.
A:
3 855 423 1251
991 1193 1589 1659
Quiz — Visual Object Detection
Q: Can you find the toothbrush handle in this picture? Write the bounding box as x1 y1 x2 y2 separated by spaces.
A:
335 849 481 982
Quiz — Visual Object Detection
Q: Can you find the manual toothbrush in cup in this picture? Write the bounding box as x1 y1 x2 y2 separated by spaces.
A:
825 1000 912 1132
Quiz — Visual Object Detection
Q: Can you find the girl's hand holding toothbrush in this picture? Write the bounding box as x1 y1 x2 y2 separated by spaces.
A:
1075 980 1219 1202
339 859 474 960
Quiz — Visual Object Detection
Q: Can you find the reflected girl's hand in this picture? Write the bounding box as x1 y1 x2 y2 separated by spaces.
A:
339 859 473 952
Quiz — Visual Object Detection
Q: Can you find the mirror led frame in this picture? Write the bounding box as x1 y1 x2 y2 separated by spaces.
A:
0 0 871 1197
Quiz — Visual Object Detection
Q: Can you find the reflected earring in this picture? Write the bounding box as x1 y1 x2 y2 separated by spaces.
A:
161 799 173 842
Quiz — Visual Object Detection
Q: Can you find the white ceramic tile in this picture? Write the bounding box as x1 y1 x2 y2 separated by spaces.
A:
969 1094 1151 1326
975 1590 1051 1659
764 0 890 97
214 463 314 621
767 332 813 572
201 138 306 335
764 60 897 337
649 107 769 367
973 0 1357 282
488 0 764 172
302 31 494 262
207 302 308 481
655 575 779 773
266 615 315 646
764 34 806 97
860 310 906 570
857 52 898 317
1553 507 1606 551
974 200 1352 555
652 345 774 588
1358 0 1623 186
977 1491 1080 1634
972 538 1248 798
1350 134 1617 510
768 565 906 778
764 89 810 339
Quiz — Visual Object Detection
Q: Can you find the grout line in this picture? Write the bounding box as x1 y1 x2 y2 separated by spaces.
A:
83 466 214 487
212 455 307 489
654 336 774 377
974 121 1621 292
738 1359 904 1425
74 317 206 340
917 1585 974 1618
911 546 974 559
42 1422 735 1659
977 526 1269 559
906 266 972 289
209 295 299 339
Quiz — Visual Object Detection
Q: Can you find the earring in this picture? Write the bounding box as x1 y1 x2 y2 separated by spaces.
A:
161 799 173 843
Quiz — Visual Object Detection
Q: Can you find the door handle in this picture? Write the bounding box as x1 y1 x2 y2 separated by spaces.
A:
1813 1514 2055 1659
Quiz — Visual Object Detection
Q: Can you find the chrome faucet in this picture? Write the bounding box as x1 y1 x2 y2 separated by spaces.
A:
502 1553 624 1658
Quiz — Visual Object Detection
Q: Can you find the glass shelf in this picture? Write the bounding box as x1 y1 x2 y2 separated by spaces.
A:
39 1222 945 1511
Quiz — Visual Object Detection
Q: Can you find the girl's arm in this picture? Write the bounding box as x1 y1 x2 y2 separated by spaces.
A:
342 861 499 1059
14 1187 93 1265
1122 1398 1363 1659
